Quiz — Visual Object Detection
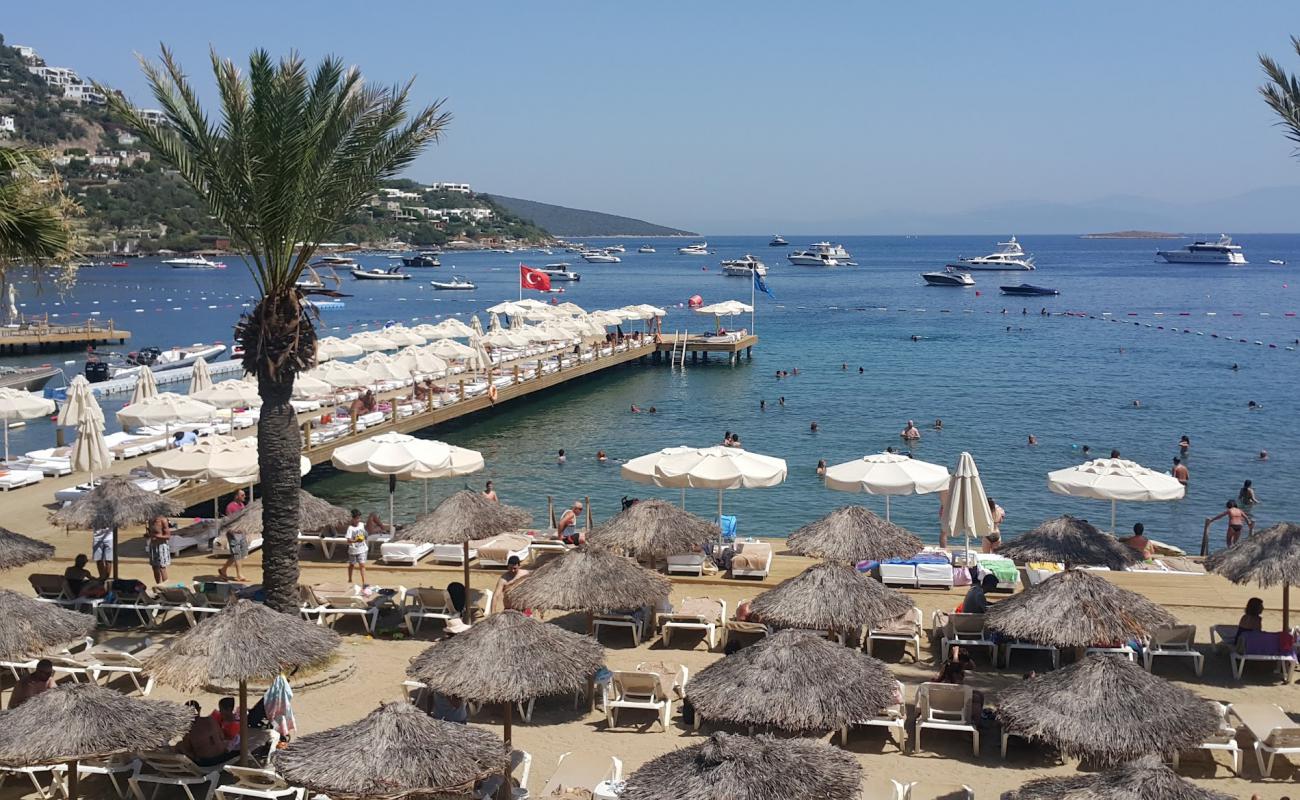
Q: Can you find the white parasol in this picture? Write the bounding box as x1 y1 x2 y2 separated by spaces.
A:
331 433 484 526
187 357 213 395
316 336 365 362
57 376 103 428
942 451 995 556
1047 457 1186 532
116 393 217 430
130 366 159 404
624 445 787 518
0 388 56 462
824 451 950 521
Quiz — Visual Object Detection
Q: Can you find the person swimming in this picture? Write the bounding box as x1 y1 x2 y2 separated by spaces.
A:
810 421 819 433
816 459 827 476
1027 434 1037 446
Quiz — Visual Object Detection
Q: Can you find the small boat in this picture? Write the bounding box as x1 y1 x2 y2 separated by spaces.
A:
582 252 621 263
0 364 63 392
351 266 411 280
90 342 228 381
769 235 789 247
538 265 581 281
110 261 129 268
73 261 109 268
1269 259 1286 266
678 242 710 255
317 254 359 267
604 244 626 253
430 276 476 291
721 255 768 276
162 255 226 269
637 246 656 254
922 268 975 287
402 252 441 267
1000 283 1059 296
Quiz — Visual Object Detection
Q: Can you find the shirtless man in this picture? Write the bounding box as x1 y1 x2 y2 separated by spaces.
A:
1206 500 1253 547
900 420 921 441
176 701 236 767
1171 457 1189 486
556 501 585 545
491 556 532 613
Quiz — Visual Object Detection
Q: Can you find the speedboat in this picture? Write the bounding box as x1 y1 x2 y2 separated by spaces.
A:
788 242 854 266
638 245 656 253
721 255 768 276
162 255 226 269
947 237 1035 271
1000 283 1058 296
0 364 63 392
582 252 621 263
539 264 581 281
604 244 626 253
110 261 129 268
677 242 710 255
769 235 789 247
1156 235 1247 265
352 266 411 280
922 268 975 287
430 276 476 291
402 252 441 267
317 254 358 267
73 261 108 268
89 342 228 381
1269 259 1286 265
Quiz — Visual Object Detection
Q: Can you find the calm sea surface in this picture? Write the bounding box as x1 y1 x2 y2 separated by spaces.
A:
7 234 1299 552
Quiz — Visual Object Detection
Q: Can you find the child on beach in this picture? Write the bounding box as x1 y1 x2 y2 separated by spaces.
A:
345 509 367 585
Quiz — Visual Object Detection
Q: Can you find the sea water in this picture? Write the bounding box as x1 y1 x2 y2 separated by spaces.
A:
6 234 1298 552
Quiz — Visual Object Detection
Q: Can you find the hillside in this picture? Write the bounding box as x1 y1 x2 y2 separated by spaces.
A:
488 195 696 237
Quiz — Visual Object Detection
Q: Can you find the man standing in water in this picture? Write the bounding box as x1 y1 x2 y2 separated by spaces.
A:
1172 457 1189 486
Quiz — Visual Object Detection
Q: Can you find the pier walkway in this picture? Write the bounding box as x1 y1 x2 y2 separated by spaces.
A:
0 319 130 354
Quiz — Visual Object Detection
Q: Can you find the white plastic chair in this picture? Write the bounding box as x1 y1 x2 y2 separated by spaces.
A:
402 587 454 633
593 609 647 646
604 670 673 731
940 613 996 663
868 607 922 662
129 752 221 800
841 680 907 752
659 599 725 651
473 749 531 799
1172 701 1240 775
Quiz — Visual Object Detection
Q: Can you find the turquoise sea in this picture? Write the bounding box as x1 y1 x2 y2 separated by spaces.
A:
7 234 1299 553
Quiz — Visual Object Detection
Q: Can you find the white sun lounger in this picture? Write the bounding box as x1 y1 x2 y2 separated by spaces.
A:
842 680 907 751
915 682 979 756
0 468 42 491
1144 624 1204 677
1229 702 1300 776
659 598 726 651
1173 700 1240 775
379 541 435 565
867 607 923 662
215 766 304 800
129 752 222 800
540 753 622 797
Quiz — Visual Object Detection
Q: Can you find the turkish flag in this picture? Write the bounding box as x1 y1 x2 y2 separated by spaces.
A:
520 264 551 292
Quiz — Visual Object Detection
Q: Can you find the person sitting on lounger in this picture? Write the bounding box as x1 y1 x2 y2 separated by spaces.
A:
935 647 985 721
492 556 531 614
961 574 999 614
556 501 585 545
365 512 390 538
63 554 107 598
1122 522 1154 560
1238 597 1265 635
177 701 237 767
211 697 241 750
8 659 55 709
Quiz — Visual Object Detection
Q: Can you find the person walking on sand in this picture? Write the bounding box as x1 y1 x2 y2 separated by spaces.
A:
1206 500 1253 548
345 509 368 586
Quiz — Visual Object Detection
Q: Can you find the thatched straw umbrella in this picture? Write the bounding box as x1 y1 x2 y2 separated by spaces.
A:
222 488 351 538
985 568 1174 648
0 528 55 571
997 655 1219 765
1205 522 1300 627
407 610 603 792
621 732 862 800
0 590 95 661
1006 755 1233 800
747 563 915 636
0 683 190 799
402 491 532 621
786 505 923 564
146 599 340 765
586 499 718 568
997 515 1137 570
276 701 507 800
687 629 897 734
48 475 182 579
504 547 671 629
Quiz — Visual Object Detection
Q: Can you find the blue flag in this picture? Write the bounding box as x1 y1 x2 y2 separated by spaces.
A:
754 271 775 300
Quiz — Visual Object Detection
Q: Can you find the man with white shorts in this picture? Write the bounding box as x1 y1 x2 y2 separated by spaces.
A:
91 528 114 579
345 509 367 586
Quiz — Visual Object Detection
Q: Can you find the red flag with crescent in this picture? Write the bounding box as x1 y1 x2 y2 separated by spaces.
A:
520 264 551 292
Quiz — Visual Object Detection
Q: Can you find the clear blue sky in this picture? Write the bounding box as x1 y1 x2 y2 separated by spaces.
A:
8 1 1300 232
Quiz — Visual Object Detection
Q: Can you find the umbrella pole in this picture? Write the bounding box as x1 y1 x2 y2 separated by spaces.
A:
1285 583 1291 631
239 678 249 766
496 701 514 800
1110 499 1117 534
388 475 397 531
462 542 471 623
3 420 8 462
112 525 119 580
680 487 685 510
66 759 78 800
423 479 428 513
885 496 891 522
547 496 555 529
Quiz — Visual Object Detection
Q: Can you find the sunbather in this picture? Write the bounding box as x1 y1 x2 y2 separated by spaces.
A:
557 501 585 545
63 554 107 598
1122 522 1154 559
8 659 55 709
365 512 390 537
177 701 237 767
961 574 999 614
491 556 531 614
1238 597 1265 636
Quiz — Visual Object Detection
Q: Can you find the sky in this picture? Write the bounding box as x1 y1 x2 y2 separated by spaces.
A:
8 1 1300 232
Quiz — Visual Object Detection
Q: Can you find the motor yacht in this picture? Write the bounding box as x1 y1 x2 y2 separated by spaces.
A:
787 242 854 266
1000 283 1058 296
769 235 789 247
677 242 710 255
582 251 621 263
88 342 228 381
947 237 1035 271
539 264 581 281
430 276 476 291
402 252 441 267
162 255 226 269
922 268 975 287
604 244 626 253
1156 234 1247 265
0 364 63 392
317 254 359 267
721 255 768 277
638 245 656 253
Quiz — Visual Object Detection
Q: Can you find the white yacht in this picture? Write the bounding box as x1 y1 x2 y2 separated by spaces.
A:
162 255 226 269
677 242 710 255
922 267 975 287
582 251 621 263
604 244 626 253
721 255 768 277
637 245 656 253
1156 234 1247 265
946 237 1035 271
787 242 854 266
539 263 581 281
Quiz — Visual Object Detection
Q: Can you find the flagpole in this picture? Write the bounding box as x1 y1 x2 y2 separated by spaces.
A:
518 263 522 302
750 270 756 334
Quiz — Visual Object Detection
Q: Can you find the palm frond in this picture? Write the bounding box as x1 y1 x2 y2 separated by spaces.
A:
1260 36 1300 152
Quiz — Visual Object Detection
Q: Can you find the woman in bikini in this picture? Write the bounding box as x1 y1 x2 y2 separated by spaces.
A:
1206 500 1253 547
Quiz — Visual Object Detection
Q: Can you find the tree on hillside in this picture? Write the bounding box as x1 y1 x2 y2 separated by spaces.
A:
103 48 449 612
1261 37 1300 153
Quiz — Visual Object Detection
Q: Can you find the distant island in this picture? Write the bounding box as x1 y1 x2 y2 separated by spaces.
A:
488 195 697 237
1080 230 1183 239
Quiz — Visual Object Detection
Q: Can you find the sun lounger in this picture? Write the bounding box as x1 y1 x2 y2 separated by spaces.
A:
17 447 72 476
95 585 162 627
720 600 770 650
1023 561 1064 586
664 551 707 576
730 540 771 579
301 584 392 633
402 587 455 633
1002 639 1060 670
379 541 435 565
0 764 65 799
1228 702 1300 776
1173 701 1240 775
215 766 304 800
915 682 979 756
1085 644 1137 662
842 680 907 751
1230 630 1299 681
28 573 101 612
899 783 974 800
604 670 676 731
938 612 996 663
659 598 725 650
80 648 156 696
70 755 139 799
152 585 221 628
473 749 530 800
129 752 222 800
593 607 649 646
476 534 531 567
868 607 923 662
430 542 478 564
0 467 42 491
1144 624 1204 676
540 752 622 797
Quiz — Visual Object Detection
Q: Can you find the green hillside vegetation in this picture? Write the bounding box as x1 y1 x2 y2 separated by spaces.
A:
488 195 696 237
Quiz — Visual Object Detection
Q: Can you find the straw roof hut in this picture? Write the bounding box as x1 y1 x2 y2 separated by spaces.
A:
276 701 507 800
407 610 603 704
0 590 94 660
586 500 718 563
997 515 1137 569
222 489 352 537
505 547 671 614
985 568 1175 648
786 505 923 564
0 528 55 571
687 629 897 733
401 490 532 544
747 563 915 635
47 475 182 530
1205 522 1300 626
1006 756 1233 800
997 655 1219 765
621 732 863 800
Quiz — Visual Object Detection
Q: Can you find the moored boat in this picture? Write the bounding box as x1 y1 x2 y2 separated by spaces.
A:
430 276 476 290
922 268 975 286
351 266 411 280
1000 283 1058 296
162 255 226 269
402 252 441 267
948 237 1035 271
1157 235 1247 265
582 252 621 263
677 242 710 255
721 255 768 276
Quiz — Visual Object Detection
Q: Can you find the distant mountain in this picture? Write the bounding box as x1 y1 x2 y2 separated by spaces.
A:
487 195 696 237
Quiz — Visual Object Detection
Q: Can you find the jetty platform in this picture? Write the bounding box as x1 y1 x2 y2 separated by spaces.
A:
0 319 130 354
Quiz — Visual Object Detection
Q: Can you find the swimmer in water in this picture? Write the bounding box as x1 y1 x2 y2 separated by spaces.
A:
816 459 827 476
1082 445 1091 457
1178 435 1190 456
858 366 864 374
1248 400 1261 410
901 420 921 441
1232 363 1239 371
779 397 785 407
760 399 766 411
597 450 607 463
810 422 819 433
1027 434 1037 446
1259 450 1269 461
911 335 920 342
933 418 943 431
841 363 847 371
631 405 641 413
1132 400 1141 408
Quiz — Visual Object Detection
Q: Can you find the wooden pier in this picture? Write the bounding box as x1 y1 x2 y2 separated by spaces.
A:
655 332 757 366
0 319 130 354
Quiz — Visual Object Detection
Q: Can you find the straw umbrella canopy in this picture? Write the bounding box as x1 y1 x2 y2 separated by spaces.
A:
129 366 158 404
943 451 994 553
274 701 508 800
1048 457 1185 533
146 599 340 765
402 491 530 620
998 515 1137 570
187 356 213 394
316 335 365 361
986 568 1175 648
223 489 351 539
1205 522 1300 627
786 505 924 564
0 589 94 660
621 732 863 800
747 563 915 636
56 376 102 428
49 476 182 579
0 387 54 461
1005 755 1233 800
586 499 718 567
997 655 1219 765
823 451 950 521
505 547 671 625
0 528 54 570
687 629 897 733
0 684 191 799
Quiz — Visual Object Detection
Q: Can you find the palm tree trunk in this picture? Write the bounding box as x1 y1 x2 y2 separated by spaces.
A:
258 374 302 613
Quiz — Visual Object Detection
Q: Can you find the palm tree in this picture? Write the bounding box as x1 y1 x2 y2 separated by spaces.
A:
1261 37 1300 150
104 48 449 612
0 146 74 313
